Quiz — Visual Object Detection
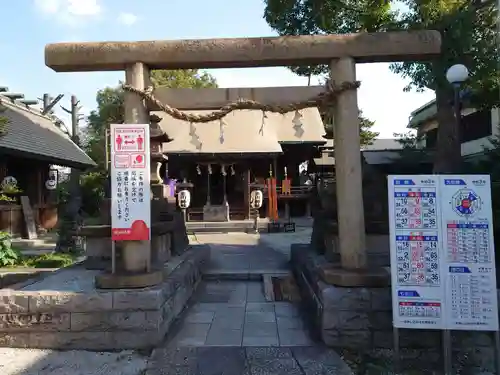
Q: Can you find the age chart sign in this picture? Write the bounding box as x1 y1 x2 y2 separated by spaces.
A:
388 175 498 331
110 124 151 241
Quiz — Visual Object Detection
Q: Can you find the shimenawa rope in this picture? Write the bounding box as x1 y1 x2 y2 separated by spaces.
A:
121 80 360 123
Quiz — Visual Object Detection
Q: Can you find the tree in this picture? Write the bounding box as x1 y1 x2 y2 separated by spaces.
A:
263 0 498 173
390 0 497 173
80 69 218 216
392 130 433 170
358 113 379 146
323 110 379 146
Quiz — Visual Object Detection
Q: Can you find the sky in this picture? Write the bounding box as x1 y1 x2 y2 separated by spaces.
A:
1 0 435 138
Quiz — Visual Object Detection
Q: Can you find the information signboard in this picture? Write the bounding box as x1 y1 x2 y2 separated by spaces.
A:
388 175 498 331
110 124 151 241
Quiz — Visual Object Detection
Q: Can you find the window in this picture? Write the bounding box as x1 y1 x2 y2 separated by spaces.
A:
461 109 492 142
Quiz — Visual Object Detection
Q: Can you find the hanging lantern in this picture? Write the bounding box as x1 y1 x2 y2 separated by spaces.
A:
250 190 264 209
178 190 191 209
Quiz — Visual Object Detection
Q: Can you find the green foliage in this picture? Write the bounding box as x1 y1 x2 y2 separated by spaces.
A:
150 69 217 89
392 131 434 170
263 0 395 76
263 0 498 173
80 172 107 216
0 231 76 268
0 180 23 203
23 253 76 268
83 69 218 169
358 114 379 146
0 231 22 267
323 110 379 146
390 1 498 105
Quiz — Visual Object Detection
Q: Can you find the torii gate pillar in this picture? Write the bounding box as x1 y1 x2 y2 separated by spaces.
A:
330 58 367 270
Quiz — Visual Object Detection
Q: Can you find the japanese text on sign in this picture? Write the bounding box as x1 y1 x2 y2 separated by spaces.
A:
388 175 498 331
110 124 151 241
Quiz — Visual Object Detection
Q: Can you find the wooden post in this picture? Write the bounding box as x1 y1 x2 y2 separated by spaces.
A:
206 164 211 205
330 58 367 270
122 62 151 273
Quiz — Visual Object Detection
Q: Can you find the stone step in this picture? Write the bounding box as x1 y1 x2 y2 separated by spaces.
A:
11 238 57 250
203 269 291 281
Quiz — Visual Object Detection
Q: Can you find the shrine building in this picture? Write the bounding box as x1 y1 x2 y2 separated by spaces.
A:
156 107 325 222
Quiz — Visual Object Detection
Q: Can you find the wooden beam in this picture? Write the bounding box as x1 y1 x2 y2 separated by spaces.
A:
148 86 326 110
45 31 441 72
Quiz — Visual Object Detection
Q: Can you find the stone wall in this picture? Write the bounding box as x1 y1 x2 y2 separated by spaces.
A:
291 245 497 372
83 222 174 270
0 245 209 350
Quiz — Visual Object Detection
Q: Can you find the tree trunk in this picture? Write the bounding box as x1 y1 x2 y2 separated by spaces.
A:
432 85 462 174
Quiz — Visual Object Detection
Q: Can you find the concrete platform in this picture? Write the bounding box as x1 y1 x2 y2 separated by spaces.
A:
165 281 313 348
0 246 210 350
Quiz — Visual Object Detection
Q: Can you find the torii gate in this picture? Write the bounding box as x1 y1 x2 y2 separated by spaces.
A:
44 31 441 286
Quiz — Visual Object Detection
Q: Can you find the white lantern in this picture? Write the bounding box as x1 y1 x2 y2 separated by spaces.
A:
178 189 191 209
250 190 263 209
44 168 58 190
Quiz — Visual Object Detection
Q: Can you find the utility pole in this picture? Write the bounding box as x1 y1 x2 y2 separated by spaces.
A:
57 95 82 253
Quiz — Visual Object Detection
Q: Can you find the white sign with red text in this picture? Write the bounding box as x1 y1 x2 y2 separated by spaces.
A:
110 124 151 241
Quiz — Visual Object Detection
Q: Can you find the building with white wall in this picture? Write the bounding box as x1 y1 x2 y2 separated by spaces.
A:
408 99 500 160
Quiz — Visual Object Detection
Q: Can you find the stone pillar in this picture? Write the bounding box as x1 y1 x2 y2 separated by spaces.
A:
285 202 290 220
330 58 367 270
305 202 311 217
123 62 151 273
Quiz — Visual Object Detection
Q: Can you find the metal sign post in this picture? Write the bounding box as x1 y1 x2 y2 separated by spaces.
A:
111 241 116 274
109 123 151 275
393 326 400 374
442 330 452 374
495 330 500 375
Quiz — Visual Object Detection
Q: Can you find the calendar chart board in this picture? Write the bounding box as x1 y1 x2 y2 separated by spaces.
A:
440 175 498 331
388 176 444 329
388 175 498 332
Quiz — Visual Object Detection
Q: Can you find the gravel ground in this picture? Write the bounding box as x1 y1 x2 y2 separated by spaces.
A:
0 348 148 375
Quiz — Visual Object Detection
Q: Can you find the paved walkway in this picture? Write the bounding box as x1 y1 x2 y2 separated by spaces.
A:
146 233 352 375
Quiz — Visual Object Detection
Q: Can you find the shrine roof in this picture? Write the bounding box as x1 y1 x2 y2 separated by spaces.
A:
155 108 326 155
0 98 96 168
314 138 404 166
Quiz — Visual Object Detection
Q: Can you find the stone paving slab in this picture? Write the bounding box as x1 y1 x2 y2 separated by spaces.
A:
191 234 290 275
147 346 353 375
166 281 313 348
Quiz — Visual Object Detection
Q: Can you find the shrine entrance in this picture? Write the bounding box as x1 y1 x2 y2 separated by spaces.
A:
208 164 225 205
44 30 441 284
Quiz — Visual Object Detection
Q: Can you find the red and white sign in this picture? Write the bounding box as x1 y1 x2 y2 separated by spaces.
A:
114 154 130 168
131 153 146 168
114 127 146 152
110 124 151 241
